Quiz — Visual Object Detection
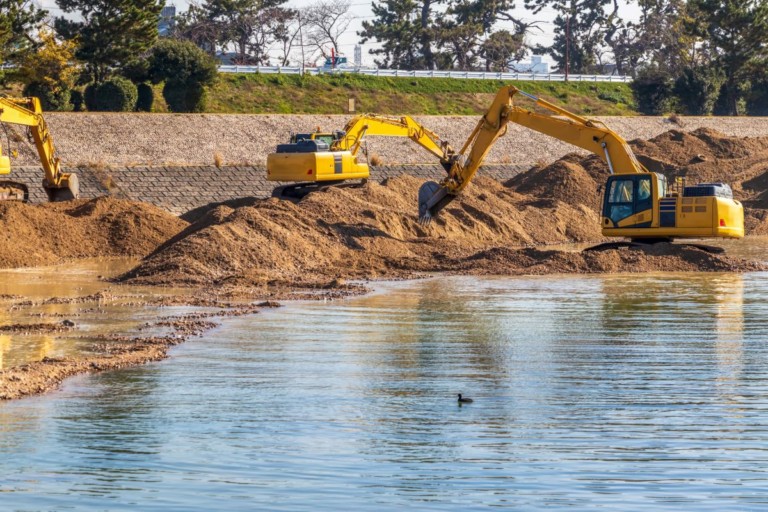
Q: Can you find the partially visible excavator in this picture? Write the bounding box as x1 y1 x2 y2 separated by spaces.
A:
0 96 79 201
267 114 456 199
417 85 743 241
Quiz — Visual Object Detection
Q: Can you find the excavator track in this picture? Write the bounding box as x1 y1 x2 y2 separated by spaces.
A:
272 179 367 201
0 181 29 201
584 240 725 254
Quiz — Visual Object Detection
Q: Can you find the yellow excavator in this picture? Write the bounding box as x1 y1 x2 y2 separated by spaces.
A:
267 114 457 199
0 96 79 201
267 86 743 242
417 85 743 241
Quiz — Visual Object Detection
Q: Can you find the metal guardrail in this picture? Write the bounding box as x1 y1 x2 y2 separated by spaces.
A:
218 65 632 82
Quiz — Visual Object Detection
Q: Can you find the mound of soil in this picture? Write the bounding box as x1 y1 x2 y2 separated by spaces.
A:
506 153 606 212
458 243 763 275
119 171 762 288
0 197 188 268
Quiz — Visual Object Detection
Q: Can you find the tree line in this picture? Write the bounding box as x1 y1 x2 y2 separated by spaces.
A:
1 0 766 115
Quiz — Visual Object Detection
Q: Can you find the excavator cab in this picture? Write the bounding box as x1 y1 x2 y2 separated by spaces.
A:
602 173 664 228
601 172 743 240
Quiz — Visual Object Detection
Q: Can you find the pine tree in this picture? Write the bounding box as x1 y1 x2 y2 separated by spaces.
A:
687 0 768 115
358 0 441 69
525 0 610 74
54 0 163 83
0 0 46 65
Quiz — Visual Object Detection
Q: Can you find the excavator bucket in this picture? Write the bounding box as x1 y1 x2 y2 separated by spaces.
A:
44 173 79 202
418 181 454 224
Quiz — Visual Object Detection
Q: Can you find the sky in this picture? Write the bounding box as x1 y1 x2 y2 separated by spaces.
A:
37 0 641 68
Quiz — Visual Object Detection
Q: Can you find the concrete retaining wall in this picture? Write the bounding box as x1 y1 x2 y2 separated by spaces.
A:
17 164 527 215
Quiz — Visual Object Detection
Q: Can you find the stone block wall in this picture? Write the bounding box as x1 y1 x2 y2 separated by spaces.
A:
17 164 528 215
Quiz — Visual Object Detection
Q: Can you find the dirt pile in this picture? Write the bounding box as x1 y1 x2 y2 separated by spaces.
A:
119 164 763 288
118 175 607 286
0 197 188 268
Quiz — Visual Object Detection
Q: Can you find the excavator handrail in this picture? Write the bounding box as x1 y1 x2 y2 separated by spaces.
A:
0 96 78 200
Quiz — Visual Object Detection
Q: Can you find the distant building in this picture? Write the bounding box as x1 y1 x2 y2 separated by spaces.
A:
509 55 549 74
159 5 176 36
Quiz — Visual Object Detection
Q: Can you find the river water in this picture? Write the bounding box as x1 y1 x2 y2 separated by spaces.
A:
2 266 768 509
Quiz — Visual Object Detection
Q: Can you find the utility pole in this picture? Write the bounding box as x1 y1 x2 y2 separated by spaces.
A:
565 15 570 82
298 12 305 75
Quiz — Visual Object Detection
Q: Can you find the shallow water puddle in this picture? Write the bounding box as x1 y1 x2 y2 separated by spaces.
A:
0 258 193 368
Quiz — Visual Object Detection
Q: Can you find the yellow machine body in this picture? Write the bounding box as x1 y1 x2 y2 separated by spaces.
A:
267 116 451 194
416 85 745 242
0 154 10 175
0 96 79 201
598 172 743 240
267 150 369 182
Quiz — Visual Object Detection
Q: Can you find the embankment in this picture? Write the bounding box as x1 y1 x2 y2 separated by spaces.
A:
13 113 768 168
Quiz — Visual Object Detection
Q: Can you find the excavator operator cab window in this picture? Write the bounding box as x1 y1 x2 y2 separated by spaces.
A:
604 175 653 225
314 134 335 147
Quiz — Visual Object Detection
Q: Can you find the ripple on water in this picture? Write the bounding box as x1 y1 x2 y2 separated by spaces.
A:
1 271 768 510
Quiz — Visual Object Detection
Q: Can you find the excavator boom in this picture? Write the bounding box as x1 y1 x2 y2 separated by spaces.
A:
0 97 79 201
418 86 649 221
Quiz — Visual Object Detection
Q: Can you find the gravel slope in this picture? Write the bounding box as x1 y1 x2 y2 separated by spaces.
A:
10 113 768 167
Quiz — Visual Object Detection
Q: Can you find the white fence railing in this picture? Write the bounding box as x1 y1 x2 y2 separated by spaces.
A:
217 65 632 82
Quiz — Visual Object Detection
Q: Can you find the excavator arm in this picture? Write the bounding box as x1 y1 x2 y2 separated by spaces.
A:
333 114 455 164
0 97 79 201
267 114 456 190
418 85 648 222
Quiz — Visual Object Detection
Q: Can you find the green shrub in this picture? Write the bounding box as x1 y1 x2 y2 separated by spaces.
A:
672 67 722 115
70 89 84 112
148 39 217 112
94 77 138 112
631 68 675 115
84 83 98 111
136 82 154 112
22 81 71 111
162 81 206 113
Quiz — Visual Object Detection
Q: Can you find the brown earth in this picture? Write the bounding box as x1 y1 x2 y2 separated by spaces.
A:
115 127 768 289
0 196 188 268
2 127 766 287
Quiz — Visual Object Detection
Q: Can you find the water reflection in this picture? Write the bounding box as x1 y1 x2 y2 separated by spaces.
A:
2 273 768 510
0 259 192 367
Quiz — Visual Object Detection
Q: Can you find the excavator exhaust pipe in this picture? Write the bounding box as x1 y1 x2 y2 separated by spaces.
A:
44 173 80 202
418 181 453 224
